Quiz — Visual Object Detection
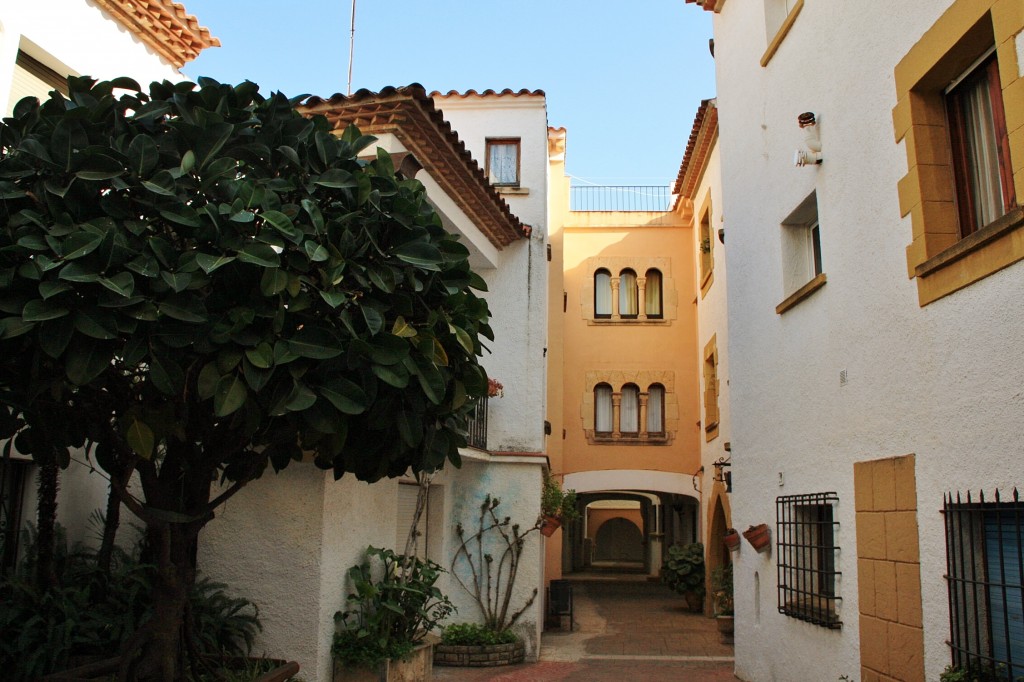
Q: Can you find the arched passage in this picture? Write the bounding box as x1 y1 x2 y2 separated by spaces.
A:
593 516 644 562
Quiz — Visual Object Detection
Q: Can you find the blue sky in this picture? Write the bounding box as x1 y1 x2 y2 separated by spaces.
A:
181 1 715 187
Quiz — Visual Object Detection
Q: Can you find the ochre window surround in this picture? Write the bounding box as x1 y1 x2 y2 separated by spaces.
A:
892 1 1024 306
699 191 714 298
584 257 677 324
703 336 720 442
581 371 678 445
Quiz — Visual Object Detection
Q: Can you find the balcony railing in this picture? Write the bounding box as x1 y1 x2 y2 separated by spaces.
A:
466 395 488 450
570 185 672 212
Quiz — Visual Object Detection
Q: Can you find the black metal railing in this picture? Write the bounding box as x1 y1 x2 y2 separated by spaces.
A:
466 396 488 451
777 491 842 629
943 488 1023 681
570 185 672 212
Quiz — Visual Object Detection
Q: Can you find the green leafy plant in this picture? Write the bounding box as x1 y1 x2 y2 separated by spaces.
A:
0 75 491 679
540 473 579 523
441 622 518 646
452 495 540 632
940 663 1024 682
662 542 706 602
333 546 454 669
711 563 733 616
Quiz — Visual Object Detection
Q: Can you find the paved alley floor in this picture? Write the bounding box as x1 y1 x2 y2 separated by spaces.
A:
434 574 736 681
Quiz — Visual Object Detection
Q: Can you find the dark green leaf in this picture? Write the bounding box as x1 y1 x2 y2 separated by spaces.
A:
195 253 236 274
237 242 280 268
260 268 288 296
66 338 112 385
392 241 443 270
22 299 69 322
289 326 343 359
262 210 302 243
75 153 125 180
319 377 368 415
128 134 159 177
245 342 274 369
197 362 220 400
63 232 104 260
39 317 74 358
159 294 207 323
125 419 155 459
160 271 192 293
214 374 248 417
98 272 135 298
313 169 357 189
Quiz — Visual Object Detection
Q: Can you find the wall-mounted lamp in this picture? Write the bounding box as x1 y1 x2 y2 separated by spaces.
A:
712 457 732 493
794 111 823 167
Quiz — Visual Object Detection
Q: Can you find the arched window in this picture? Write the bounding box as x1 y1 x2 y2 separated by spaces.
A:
620 384 639 434
619 269 638 318
594 269 612 318
594 383 613 434
647 384 665 434
645 269 663 318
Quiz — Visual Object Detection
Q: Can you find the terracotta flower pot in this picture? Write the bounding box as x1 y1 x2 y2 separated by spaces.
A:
723 528 741 552
540 515 562 537
742 523 771 553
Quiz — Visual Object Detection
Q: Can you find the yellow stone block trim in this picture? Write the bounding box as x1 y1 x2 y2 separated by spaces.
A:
892 0 1024 305
760 0 804 67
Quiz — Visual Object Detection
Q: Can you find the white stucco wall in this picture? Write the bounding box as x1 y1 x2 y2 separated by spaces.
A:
435 95 550 455
0 0 184 115
712 1 1024 680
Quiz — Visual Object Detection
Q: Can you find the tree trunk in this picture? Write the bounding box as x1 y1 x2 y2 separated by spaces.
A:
35 459 59 590
119 522 199 681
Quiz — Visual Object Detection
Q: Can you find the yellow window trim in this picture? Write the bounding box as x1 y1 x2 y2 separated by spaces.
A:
776 272 827 315
761 0 805 67
891 0 1024 307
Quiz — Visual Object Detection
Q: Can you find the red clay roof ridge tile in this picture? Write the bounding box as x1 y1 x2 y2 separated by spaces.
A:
673 98 718 201
430 88 545 98
93 0 219 68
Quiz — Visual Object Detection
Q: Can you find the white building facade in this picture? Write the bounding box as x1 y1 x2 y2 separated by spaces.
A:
689 0 1024 679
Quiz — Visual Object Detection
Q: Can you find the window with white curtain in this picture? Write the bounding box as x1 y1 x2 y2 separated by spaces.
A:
619 270 638 318
594 269 612 318
486 138 520 186
647 384 664 434
620 384 639 434
594 384 613 434
645 269 662 318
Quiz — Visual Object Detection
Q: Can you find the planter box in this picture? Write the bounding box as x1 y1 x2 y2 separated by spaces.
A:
434 640 525 667
334 640 434 682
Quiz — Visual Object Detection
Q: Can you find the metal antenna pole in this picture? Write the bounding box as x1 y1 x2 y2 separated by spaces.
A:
346 0 356 95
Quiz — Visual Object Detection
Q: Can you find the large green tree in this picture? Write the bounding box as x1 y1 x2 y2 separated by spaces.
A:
0 77 491 680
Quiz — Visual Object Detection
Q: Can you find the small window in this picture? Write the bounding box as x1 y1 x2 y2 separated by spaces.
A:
699 203 714 291
486 138 520 186
619 269 638 319
594 269 612 318
594 384 613 434
777 191 827 313
620 384 639 434
946 50 1015 238
777 492 842 629
808 220 822 277
647 384 665 434
764 0 799 41
645 269 663 318
943 489 1024 679
703 336 719 441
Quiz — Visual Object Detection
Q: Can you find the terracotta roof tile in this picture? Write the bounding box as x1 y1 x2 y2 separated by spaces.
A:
683 0 726 12
673 99 718 201
430 88 545 98
300 85 527 248
93 0 219 68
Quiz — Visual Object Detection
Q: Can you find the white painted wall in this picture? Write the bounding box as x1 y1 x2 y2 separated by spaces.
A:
712 1 1024 680
0 0 184 115
435 95 550 455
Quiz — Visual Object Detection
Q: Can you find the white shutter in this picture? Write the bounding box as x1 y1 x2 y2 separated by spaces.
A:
396 483 428 560
7 52 68 115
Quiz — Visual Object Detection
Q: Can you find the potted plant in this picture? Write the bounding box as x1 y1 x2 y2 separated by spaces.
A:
333 547 455 682
540 473 579 537
742 523 771 553
723 528 741 552
434 623 525 668
662 542 705 612
711 563 734 644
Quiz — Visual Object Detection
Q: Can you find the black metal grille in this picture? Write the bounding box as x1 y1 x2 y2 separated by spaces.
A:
570 185 672 212
943 488 1024 681
0 453 28 576
466 396 488 451
777 491 842 628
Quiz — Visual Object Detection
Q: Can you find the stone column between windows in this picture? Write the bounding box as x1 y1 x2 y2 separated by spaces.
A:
611 392 622 439
638 392 649 439
610 276 621 320
637 277 647 320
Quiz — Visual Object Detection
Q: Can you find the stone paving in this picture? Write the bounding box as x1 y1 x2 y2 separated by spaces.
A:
434 574 736 681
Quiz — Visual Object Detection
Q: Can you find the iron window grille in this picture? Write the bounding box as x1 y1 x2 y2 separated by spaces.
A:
466 395 488 451
943 488 1023 680
777 491 842 629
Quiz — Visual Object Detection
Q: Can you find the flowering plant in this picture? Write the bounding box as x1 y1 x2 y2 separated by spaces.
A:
487 378 504 398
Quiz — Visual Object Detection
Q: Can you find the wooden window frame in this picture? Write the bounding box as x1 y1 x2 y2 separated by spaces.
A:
485 138 521 187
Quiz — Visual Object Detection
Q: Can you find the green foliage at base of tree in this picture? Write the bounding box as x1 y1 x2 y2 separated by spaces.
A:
441 622 518 646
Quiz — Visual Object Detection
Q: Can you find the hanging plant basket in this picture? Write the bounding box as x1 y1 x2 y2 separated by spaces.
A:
540 515 562 537
742 524 771 553
723 528 741 552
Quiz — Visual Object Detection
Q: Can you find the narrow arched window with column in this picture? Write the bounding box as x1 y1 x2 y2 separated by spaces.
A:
594 383 613 434
594 269 612 318
619 269 638 318
647 384 665 434
645 269 663 318
620 384 640 434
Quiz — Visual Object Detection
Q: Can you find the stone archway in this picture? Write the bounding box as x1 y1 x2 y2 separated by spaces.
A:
593 516 644 562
